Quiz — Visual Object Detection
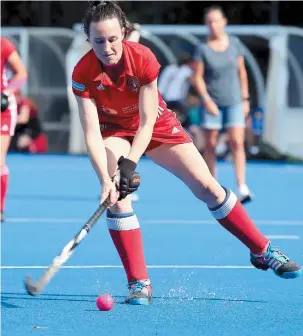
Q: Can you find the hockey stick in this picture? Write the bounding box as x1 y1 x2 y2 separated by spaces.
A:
24 198 111 296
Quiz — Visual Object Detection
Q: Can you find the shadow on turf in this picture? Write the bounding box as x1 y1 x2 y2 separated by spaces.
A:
1 300 20 308
1 292 267 307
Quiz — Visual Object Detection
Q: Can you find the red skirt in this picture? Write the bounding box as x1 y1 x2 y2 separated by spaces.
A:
101 112 192 152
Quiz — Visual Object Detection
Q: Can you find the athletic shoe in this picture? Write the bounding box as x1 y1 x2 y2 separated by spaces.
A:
238 184 253 204
125 279 152 305
250 243 302 279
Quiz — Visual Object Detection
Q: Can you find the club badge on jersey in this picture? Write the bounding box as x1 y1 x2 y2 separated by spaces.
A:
127 76 140 92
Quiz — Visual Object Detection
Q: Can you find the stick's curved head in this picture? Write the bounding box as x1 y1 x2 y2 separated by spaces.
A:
24 276 41 296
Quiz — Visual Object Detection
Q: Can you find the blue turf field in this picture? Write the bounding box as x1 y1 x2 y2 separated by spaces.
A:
2 154 303 336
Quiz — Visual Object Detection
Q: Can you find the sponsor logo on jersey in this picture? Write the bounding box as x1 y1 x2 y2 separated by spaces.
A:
100 124 115 131
72 80 85 92
171 126 180 134
127 76 140 92
122 103 139 114
101 105 118 115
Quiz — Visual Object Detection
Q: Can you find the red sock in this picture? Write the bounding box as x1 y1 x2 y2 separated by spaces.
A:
1 165 9 212
107 211 149 282
209 189 269 254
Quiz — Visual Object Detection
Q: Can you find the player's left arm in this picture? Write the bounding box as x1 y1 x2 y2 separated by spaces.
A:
5 51 28 94
126 78 158 163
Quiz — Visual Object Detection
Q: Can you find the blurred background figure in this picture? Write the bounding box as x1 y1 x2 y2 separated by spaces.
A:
1 36 27 222
191 5 253 204
9 91 48 154
158 52 193 125
126 22 141 43
184 85 205 153
157 52 205 152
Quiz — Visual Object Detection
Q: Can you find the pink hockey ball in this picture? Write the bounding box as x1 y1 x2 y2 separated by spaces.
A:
96 294 114 311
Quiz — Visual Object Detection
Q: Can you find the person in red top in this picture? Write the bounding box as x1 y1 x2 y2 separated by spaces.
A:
72 1 301 305
1 37 28 222
9 92 48 154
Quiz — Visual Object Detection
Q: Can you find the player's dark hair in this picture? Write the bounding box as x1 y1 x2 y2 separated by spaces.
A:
204 5 226 21
83 1 132 38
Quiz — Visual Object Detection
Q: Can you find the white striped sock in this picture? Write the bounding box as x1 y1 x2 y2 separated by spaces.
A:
210 190 237 220
107 212 140 231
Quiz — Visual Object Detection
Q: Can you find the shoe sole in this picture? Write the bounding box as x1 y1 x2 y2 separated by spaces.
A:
274 269 302 279
240 195 253 205
252 263 302 279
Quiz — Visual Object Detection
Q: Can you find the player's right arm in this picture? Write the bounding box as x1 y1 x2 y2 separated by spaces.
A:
3 39 28 94
1 38 27 111
5 51 28 94
72 59 118 205
75 95 118 205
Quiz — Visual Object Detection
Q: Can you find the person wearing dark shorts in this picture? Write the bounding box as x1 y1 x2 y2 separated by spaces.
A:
192 5 253 204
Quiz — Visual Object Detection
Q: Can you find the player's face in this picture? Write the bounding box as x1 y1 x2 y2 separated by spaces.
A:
89 18 124 65
205 10 227 37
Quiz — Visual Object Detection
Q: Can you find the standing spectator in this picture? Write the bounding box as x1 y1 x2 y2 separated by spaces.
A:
125 23 141 43
185 85 204 153
158 53 193 123
191 5 253 204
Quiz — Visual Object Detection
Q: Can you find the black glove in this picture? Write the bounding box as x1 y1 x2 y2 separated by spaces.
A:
1 93 9 112
116 156 140 200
